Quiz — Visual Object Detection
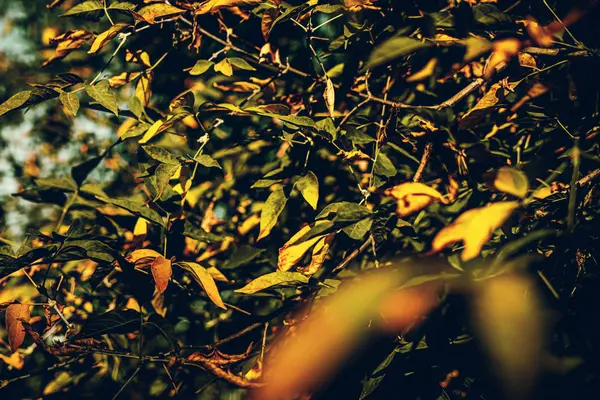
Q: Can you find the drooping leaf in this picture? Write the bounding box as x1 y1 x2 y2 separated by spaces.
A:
295 172 319 210
88 23 129 54
71 155 104 186
183 220 224 244
0 91 33 118
316 202 372 222
194 154 222 169
235 271 309 294
373 153 397 177
151 256 172 294
258 187 287 241
324 77 335 119
97 197 165 227
85 80 119 116
6 303 30 352
278 222 330 272
493 167 529 198
179 262 227 309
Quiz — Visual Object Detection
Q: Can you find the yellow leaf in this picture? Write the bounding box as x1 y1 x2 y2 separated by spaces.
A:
278 221 328 271
5 303 30 352
431 201 519 261
296 171 319 210
517 52 537 69
135 73 152 106
179 262 227 309
214 59 233 76
138 119 163 144
133 218 148 236
195 0 262 14
0 352 24 370
493 167 529 198
299 233 335 275
324 77 335 119
127 248 161 264
258 186 287 241
384 182 445 217
88 24 129 54
151 256 172 294
125 297 141 312
136 3 185 24
406 58 437 82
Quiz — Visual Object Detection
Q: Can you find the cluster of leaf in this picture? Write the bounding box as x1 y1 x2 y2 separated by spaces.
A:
1 0 600 399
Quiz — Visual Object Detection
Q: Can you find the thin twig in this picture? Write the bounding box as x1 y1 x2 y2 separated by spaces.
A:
331 236 373 273
413 143 433 183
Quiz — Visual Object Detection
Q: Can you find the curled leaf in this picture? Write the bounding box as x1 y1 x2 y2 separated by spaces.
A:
324 77 335 119
431 202 519 261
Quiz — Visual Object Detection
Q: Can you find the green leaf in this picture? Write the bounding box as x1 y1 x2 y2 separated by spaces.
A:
178 262 227 309
296 171 319 210
251 179 282 189
223 245 264 269
183 220 224 244
61 0 104 18
154 163 179 200
59 91 80 116
258 187 287 241
366 37 431 69
0 91 32 118
228 57 256 71
343 218 373 240
73 309 140 339
235 271 309 294
493 167 529 198
35 177 78 192
143 145 180 165
97 197 165 227
86 80 119 116
373 153 397 177
194 154 222 169
136 3 186 24
71 156 104 186
317 202 372 222
190 60 213 76
59 239 117 263
108 1 136 11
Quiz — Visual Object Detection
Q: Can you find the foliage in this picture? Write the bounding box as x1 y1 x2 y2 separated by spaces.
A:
1 0 600 399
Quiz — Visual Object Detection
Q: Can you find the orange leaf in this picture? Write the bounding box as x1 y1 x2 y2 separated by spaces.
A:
151 256 172 294
5 303 31 352
384 182 445 217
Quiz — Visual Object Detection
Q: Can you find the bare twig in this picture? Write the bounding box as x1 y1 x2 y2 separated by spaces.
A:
331 236 373 273
413 143 433 183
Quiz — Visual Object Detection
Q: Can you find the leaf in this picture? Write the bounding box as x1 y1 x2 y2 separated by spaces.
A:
151 256 172 294
194 0 263 14
0 91 32 118
71 155 104 186
493 167 529 198
142 145 179 165
6 303 30 352
190 60 214 76
214 59 233 76
278 222 329 272
235 271 309 294
36 177 78 192
296 172 319 210
61 0 103 18
373 153 397 177
183 220 224 244
301 233 335 275
343 218 373 240
194 154 222 169
154 163 179 200
228 57 256 71
223 245 265 269
88 23 129 54
459 82 518 129
179 262 227 309
384 182 445 217
136 3 185 24
324 77 335 119
431 201 519 261
97 197 165 227
258 187 287 241
59 91 80 116
74 309 140 339
317 202 372 222
85 80 119 116
127 249 162 263
262 7 278 40
366 37 431 69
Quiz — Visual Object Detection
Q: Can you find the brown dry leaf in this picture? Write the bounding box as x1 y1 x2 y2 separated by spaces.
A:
6 303 31 352
262 7 278 41
0 352 24 369
88 24 129 54
344 0 380 11
324 77 335 119
431 201 519 261
384 182 446 217
517 52 537 69
460 81 518 129
43 30 93 67
151 256 172 294
195 0 262 15
108 71 142 88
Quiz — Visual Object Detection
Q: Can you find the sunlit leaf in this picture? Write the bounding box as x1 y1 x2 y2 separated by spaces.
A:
88 23 129 54
59 91 80 116
258 186 287 241
151 255 172 294
6 303 30 352
366 37 431 69
295 172 319 210
179 262 227 309
85 80 119 116
235 271 309 294
493 167 529 198
384 182 445 217
135 3 185 24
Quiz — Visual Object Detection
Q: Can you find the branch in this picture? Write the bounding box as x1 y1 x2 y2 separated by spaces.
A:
413 142 433 183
